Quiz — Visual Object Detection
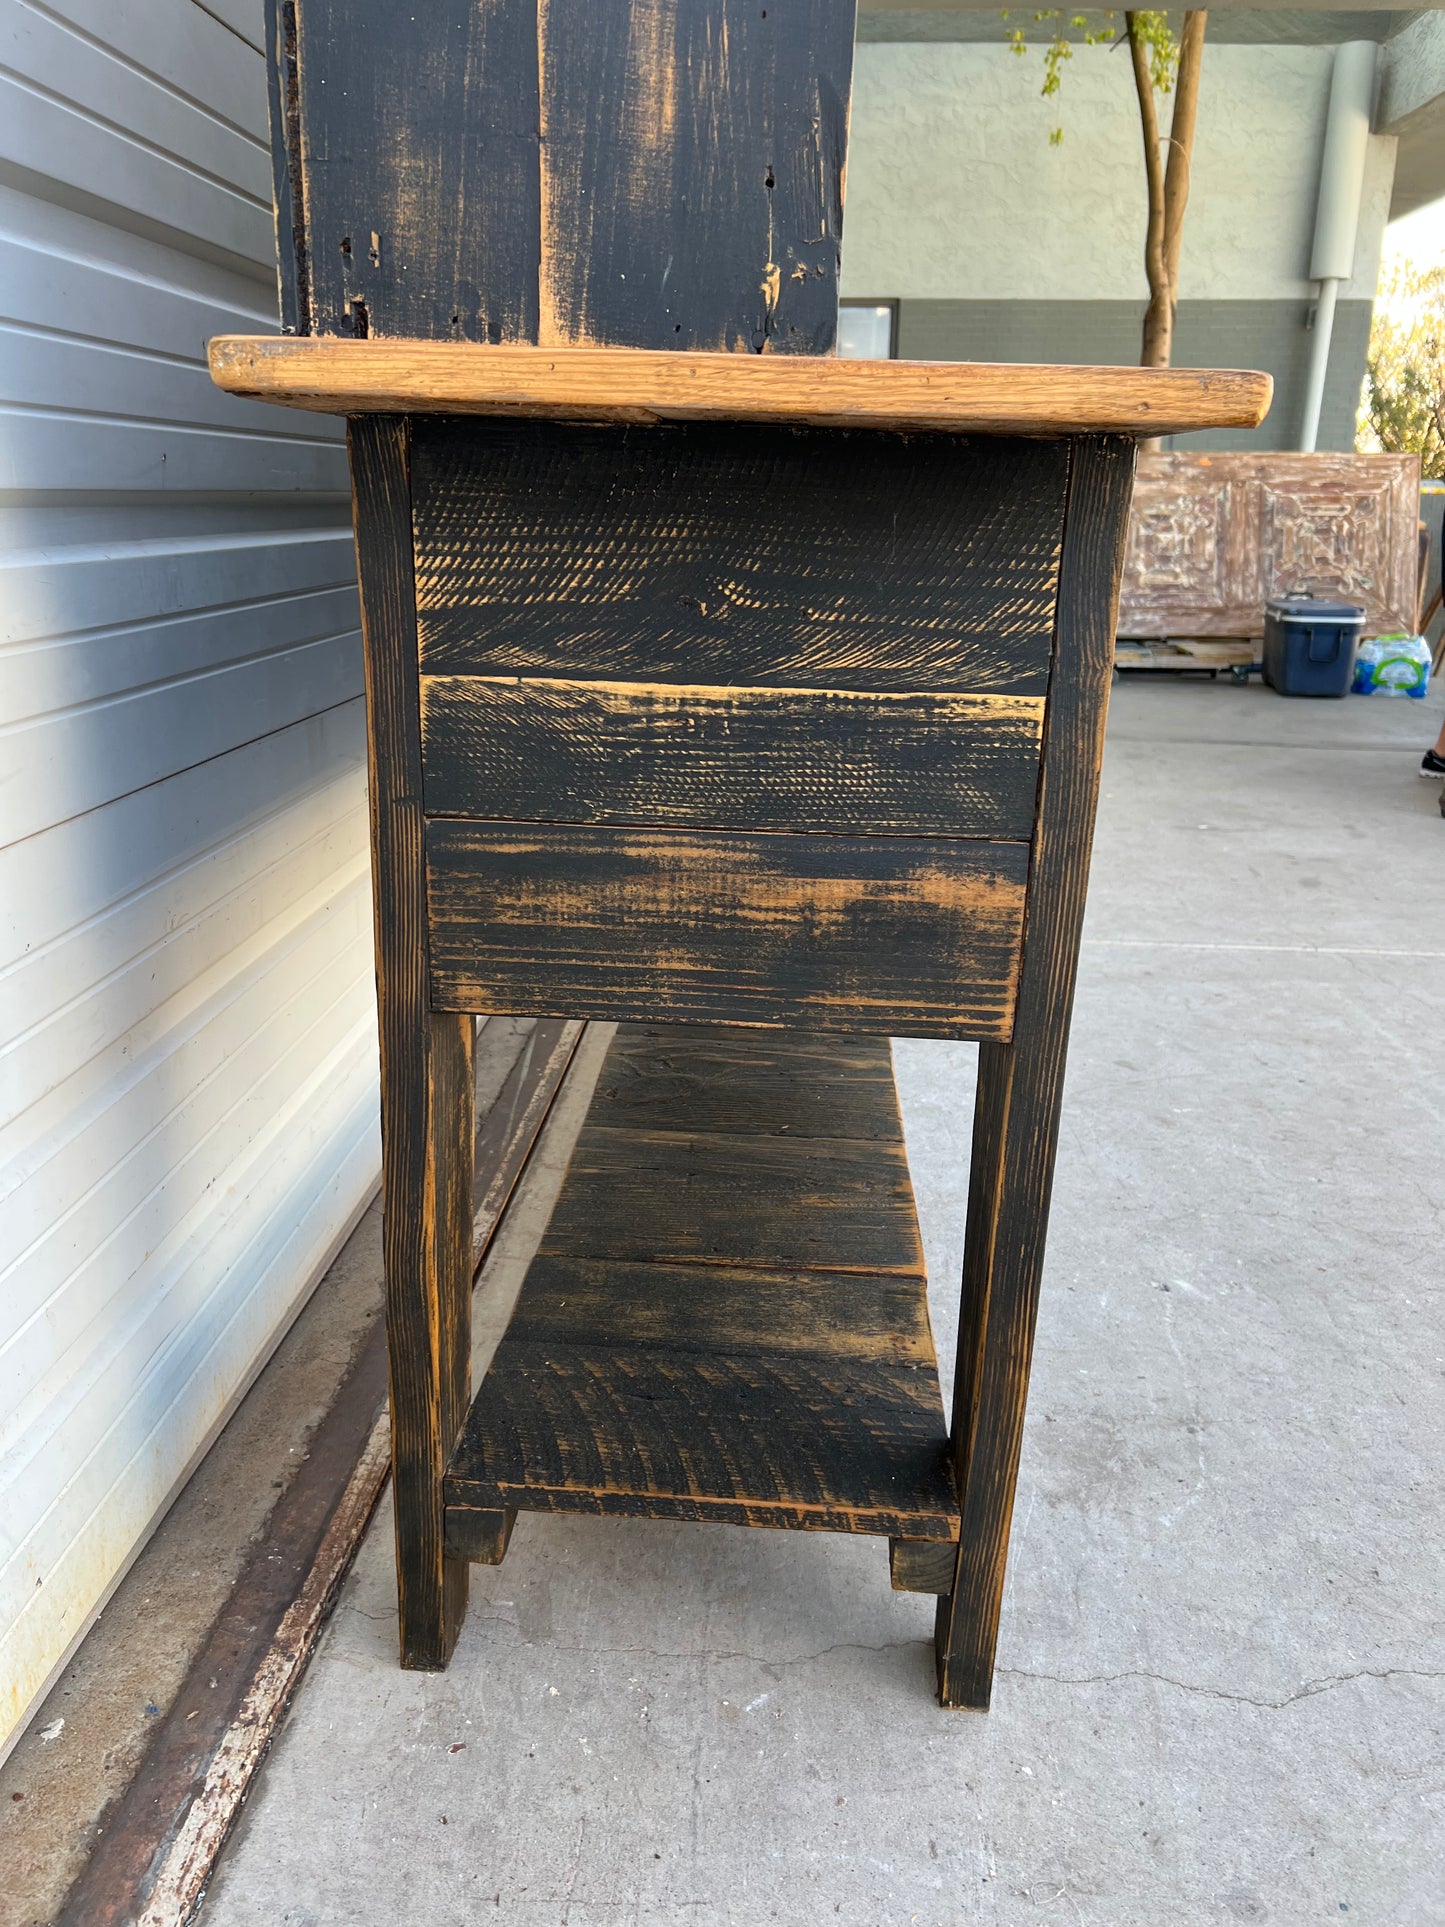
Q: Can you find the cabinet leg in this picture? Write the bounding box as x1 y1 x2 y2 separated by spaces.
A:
350 415 477 1669
934 1039 1061 1708
384 1011 475 1669
936 437 1134 1708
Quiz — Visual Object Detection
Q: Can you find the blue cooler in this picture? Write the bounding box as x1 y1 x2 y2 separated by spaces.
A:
1262 597 1364 697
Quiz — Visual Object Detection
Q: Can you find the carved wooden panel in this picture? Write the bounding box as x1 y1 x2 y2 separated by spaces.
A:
1119 453 1420 639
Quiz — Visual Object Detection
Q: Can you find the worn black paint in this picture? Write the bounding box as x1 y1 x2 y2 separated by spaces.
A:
350 417 476 1672
592 1024 904 1141
265 0 856 351
543 1125 925 1275
935 437 1139 1709
538 0 853 352
504 1254 937 1359
447 1342 959 1539
445 1024 956 1543
424 820 1029 1038
264 0 306 335
282 0 544 342
414 419 1067 693
420 676 1043 839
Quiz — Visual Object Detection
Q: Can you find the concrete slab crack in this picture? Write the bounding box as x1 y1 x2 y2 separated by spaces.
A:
997 1663 1445 1709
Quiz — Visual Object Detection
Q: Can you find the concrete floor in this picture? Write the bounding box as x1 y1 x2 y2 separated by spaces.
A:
202 678 1445 1927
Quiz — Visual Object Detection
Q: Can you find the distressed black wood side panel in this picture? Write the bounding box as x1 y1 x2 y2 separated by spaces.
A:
413 421 1068 695
420 678 1045 838
541 1126 925 1275
268 0 856 350
592 1025 903 1141
935 437 1139 1709
424 821 1030 1039
538 0 854 352
285 0 543 342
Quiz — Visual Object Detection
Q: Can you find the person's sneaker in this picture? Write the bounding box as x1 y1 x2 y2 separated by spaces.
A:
1421 748 1445 779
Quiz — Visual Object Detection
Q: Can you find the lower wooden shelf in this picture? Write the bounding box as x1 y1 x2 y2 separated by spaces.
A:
444 1025 959 1552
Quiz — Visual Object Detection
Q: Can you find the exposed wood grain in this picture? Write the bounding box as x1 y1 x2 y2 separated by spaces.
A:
890 1537 959 1596
350 416 474 1671
539 1126 926 1276
446 1343 959 1539
505 1256 937 1362
420 677 1045 838
536 0 854 352
445 1506 515 1567
936 437 1138 1710
592 1024 902 1140
411 420 1067 695
424 821 1029 1039
208 337 1273 437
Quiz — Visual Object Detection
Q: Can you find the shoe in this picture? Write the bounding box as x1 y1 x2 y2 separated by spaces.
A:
1420 748 1445 778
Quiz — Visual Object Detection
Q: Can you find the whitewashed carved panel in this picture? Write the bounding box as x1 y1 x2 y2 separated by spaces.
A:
1119 454 1420 638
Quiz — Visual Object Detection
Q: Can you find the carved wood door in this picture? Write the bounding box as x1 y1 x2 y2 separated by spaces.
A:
1118 453 1420 639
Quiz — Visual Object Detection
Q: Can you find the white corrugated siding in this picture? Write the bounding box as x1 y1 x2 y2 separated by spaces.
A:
0 0 378 1755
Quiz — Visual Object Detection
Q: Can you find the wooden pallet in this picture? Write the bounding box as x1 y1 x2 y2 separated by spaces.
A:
445 1025 960 1571
1115 638 1259 672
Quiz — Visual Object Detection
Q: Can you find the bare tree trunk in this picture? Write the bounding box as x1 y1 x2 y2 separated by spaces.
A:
1127 10 1208 371
1126 14 1170 368
1163 14 1208 335
1163 16 1208 287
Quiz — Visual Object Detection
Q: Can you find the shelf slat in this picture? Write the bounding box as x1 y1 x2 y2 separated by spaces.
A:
539 1125 927 1276
590 1024 908 1141
448 1337 959 1539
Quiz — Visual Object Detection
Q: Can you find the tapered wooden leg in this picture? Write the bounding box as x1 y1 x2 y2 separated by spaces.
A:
351 414 476 1668
935 1035 1067 1707
935 436 1137 1708
382 1010 475 1667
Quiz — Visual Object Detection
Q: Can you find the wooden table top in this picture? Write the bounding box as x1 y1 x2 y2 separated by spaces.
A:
208 337 1271 439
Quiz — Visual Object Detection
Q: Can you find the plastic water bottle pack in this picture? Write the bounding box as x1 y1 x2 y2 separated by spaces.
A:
1352 634 1433 699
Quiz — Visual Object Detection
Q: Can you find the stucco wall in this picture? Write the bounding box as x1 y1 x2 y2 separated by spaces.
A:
842 40 1392 305
896 297 1373 454
1377 11 1445 218
1378 11 1445 134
